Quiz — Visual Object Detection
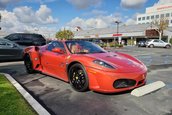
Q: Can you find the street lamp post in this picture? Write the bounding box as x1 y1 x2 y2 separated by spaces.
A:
115 21 121 44
0 13 2 30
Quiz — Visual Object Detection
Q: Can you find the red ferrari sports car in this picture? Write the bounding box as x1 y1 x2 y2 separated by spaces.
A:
24 40 147 93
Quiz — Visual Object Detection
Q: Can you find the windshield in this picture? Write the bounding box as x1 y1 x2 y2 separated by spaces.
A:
65 41 106 54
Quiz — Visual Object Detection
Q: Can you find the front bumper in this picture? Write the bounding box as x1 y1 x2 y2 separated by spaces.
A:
86 67 147 93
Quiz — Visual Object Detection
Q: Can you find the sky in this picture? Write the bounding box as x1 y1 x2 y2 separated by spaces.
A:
0 0 172 37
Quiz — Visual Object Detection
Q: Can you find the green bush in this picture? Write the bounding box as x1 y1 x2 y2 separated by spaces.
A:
117 44 123 48
170 38 172 44
98 43 107 47
109 42 123 48
98 42 123 48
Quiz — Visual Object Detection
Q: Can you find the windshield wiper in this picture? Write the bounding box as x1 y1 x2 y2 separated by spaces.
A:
93 51 105 53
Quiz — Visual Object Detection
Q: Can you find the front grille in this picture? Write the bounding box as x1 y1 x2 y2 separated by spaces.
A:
113 79 136 89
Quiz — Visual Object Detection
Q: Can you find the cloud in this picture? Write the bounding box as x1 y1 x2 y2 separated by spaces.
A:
13 5 58 25
121 0 147 9
36 5 57 24
27 0 56 4
67 0 102 9
13 6 36 23
83 9 107 17
124 12 141 25
0 5 58 37
0 0 20 9
66 14 121 30
125 18 136 25
154 0 172 5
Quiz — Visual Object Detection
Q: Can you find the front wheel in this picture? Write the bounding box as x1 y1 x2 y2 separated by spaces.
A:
149 44 154 48
165 45 171 49
24 55 34 74
68 63 89 92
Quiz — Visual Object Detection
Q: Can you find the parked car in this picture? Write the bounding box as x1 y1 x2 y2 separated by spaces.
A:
146 39 171 48
24 40 147 93
138 41 147 47
4 33 46 46
0 38 23 61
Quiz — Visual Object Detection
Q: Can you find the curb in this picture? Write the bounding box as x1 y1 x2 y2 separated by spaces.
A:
1 73 50 115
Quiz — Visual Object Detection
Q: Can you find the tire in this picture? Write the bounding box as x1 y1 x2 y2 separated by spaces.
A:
24 55 34 74
149 44 154 48
68 63 89 92
165 45 171 49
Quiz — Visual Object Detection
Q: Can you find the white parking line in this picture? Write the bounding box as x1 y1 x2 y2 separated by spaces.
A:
0 61 24 66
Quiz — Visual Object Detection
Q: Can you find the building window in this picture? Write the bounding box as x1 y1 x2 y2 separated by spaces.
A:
151 15 154 19
166 20 169 25
142 17 145 20
166 13 170 17
147 16 150 20
156 15 159 19
138 17 141 21
161 14 164 18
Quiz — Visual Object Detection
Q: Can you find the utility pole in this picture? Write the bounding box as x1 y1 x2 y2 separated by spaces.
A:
0 13 2 30
115 21 121 44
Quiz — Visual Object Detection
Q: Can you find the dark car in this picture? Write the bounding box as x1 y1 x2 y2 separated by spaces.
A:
0 38 23 61
138 41 147 47
4 33 46 46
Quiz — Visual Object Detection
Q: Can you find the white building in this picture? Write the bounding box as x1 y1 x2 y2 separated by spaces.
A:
137 3 172 26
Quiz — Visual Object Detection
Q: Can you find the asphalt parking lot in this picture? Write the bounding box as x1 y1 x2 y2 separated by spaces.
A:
0 47 172 115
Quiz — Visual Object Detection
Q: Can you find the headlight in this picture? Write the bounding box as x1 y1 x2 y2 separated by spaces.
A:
93 60 115 69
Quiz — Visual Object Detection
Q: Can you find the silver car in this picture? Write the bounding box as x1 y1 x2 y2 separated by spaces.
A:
0 38 23 61
146 39 171 48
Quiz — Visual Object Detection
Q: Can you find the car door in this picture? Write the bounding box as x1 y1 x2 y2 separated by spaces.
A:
20 34 33 46
0 41 9 60
8 34 22 45
152 40 160 47
0 41 22 60
41 41 68 81
158 40 166 47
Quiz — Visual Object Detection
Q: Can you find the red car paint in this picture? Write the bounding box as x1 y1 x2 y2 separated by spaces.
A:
24 40 147 93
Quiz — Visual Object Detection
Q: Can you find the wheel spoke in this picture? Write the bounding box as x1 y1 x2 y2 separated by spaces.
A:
70 67 86 90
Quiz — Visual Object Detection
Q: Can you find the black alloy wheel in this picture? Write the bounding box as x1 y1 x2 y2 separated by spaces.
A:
69 63 89 92
24 55 34 74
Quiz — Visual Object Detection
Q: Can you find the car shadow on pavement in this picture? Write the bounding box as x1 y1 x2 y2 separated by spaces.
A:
93 90 131 96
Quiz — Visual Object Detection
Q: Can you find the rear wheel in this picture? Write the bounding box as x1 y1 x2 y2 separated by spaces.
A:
68 63 89 92
149 44 154 48
24 55 34 74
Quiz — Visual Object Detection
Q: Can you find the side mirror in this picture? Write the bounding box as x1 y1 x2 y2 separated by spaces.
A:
35 46 39 51
52 48 65 54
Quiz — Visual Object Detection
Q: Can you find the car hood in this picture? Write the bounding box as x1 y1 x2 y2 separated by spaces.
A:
85 52 144 73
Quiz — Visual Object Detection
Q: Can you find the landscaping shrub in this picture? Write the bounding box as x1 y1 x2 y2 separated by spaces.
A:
170 38 172 44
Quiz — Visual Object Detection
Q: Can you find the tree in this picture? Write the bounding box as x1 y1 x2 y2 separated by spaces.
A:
55 29 74 40
151 18 169 40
